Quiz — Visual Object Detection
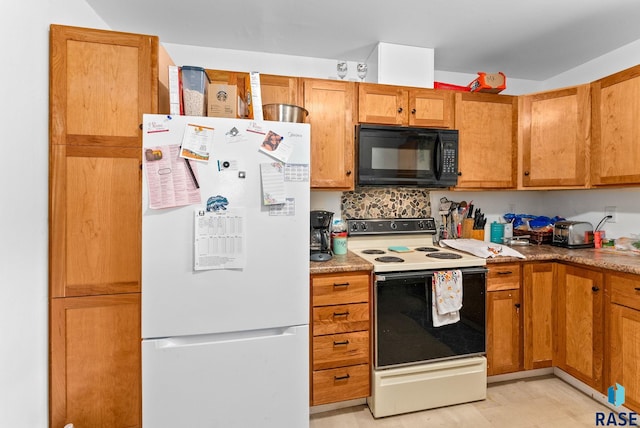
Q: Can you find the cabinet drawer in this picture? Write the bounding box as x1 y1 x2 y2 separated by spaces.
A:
313 303 369 336
312 364 370 406
487 263 521 291
312 331 369 370
609 273 640 311
312 273 370 306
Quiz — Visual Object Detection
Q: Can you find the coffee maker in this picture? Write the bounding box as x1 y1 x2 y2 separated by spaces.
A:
310 210 333 262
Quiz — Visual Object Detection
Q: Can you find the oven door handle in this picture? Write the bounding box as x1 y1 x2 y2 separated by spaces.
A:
375 267 488 282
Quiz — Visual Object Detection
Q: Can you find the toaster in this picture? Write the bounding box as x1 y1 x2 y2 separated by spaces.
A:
552 221 595 249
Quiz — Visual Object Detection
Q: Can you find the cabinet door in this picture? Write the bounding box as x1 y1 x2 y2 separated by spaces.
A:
523 262 555 369
49 25 154 297
454 92 517 189
609 304 640 412
50 294 141 428
486 289 522 375
358 83 408 125
591 64 640 186
303 78 357 189
409 89 454 128
556 264 604 390
260 74 300 106
520 85 590 188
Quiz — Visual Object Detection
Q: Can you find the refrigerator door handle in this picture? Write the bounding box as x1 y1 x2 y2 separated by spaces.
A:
152 326 301 349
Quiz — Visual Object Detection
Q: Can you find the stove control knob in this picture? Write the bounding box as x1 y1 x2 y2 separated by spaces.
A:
360 222 368 231
390 222 397 230
417 221 425 229
351 223 359 232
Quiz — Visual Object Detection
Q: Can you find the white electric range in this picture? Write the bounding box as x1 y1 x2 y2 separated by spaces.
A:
347 218 488 418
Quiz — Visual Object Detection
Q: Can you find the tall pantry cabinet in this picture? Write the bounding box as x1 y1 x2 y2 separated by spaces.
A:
49 24 162 428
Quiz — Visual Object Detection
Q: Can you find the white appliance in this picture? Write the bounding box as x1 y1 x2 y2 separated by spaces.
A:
141 114 310 428
347 218 488 418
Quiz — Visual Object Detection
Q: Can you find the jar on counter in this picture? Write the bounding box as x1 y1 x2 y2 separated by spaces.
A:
331 219 348 255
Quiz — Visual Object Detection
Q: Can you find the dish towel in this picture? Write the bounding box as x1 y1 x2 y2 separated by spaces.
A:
432 270 463 327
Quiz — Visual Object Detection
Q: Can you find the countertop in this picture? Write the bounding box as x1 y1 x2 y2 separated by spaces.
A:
310 245 640 276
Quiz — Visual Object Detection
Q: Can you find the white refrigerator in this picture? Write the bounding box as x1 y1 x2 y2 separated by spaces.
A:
140 114 310 427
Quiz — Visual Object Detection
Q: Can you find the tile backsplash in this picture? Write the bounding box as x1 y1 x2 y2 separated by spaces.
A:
341 187 431 219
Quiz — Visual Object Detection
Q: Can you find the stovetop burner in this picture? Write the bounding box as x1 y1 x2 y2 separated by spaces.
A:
414 246 439 252
362 249 386 255
375 256 405 263
426 252 463 259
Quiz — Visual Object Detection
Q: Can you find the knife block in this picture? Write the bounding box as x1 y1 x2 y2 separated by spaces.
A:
471 228 485 241
462 218 474 239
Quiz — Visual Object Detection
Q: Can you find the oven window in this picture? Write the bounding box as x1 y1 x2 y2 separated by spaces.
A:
376 272 486 368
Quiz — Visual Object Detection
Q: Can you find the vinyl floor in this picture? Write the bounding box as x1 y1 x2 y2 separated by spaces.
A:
309 376 613 428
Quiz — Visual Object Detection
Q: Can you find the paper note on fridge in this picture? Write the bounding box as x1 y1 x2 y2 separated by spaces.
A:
259 130 293 163
179 123 215 162
144 144 201 209
194 208 246 270
260 162 286 205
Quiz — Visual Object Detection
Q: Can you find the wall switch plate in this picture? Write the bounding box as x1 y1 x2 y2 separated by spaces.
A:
605 206 617 223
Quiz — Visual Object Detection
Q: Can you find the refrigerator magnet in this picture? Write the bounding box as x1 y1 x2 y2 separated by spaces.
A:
206 195 229 212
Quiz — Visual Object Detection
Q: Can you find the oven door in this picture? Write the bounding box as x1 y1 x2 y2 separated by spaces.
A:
374 267 487 369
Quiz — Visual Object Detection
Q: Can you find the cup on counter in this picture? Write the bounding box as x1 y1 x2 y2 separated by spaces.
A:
332 232 348 255
594 230 604 248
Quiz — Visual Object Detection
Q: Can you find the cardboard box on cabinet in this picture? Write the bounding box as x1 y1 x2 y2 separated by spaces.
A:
207 84 238 118
468 72 506 93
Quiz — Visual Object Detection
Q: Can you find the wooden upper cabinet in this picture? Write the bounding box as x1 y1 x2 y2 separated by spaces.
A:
454 92 517 189
260 74 300 106
303 78 357 190
50 25 157 148
520 85 590 188
591 64 640 186
49 25 154 298
358 83 453 128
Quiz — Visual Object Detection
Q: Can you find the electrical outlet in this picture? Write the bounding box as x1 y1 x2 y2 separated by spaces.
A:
605 206 617 223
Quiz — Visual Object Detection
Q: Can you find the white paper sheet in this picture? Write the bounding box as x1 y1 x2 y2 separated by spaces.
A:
143 144 201 209
194 208 246 270
260 162 286 205
179 123 215 162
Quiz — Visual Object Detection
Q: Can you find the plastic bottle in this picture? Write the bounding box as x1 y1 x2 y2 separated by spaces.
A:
331 219 348 255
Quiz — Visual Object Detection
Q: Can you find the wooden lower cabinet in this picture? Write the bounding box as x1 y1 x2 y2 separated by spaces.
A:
607 272 640 412
523 262 555 369
310 271 371 405
50 294 141 428
555 264 604 391
486 263 522 375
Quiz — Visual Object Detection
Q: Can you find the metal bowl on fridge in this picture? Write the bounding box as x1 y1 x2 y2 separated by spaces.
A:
262 103 309 123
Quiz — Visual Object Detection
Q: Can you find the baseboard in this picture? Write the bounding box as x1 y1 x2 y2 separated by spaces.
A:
487 367 554 384
309 398 366 414
552 367 633 414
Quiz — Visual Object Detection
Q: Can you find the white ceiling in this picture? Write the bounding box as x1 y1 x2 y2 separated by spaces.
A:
86 0 640 81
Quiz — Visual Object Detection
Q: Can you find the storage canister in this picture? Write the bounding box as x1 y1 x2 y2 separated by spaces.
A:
181 66 209 116
490 221 504 244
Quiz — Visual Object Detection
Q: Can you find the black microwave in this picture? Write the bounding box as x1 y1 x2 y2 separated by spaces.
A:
356 124 459 187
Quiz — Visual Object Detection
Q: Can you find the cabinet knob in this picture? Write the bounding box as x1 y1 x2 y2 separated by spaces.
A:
411 108 416 114
592 286 600 292
346 170 352 176
514 303 521 308
524 171 530 176
398 107 403 113
457 171 462 176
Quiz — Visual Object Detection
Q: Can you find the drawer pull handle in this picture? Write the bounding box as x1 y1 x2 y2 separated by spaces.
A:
333 282 350 287
592 286 600 292
497 271 513 275
334 374 351 381
333 311 350 317
635 287 640 291
333 340 350 346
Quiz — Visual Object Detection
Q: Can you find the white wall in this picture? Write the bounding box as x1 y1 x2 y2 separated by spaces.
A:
0 1 109 426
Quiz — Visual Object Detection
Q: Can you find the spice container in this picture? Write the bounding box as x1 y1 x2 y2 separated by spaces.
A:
490 221 504 244
181 66 209 116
